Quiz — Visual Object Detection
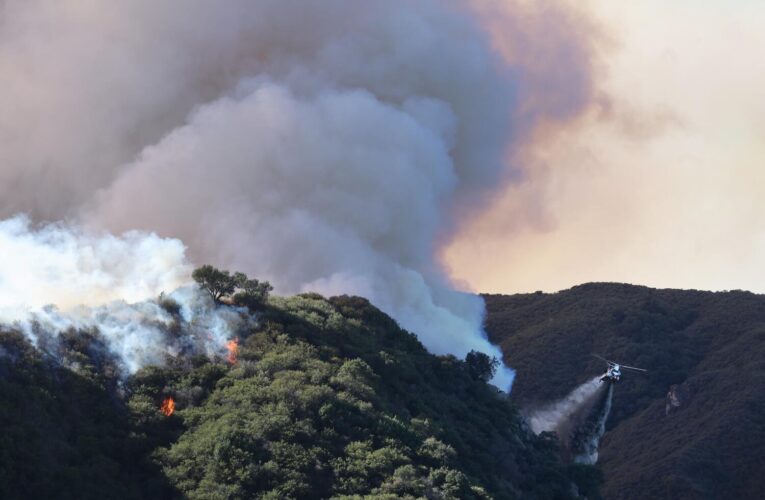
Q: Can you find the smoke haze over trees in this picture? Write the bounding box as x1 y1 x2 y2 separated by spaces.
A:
0 0 600 390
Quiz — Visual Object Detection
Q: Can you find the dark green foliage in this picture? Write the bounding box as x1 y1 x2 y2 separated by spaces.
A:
192 265 238 302
145 293 592 499
231 279 273 310
0 291 596 499
0 331 177 500
158 292 182 315
465 350 500 383
192 264 272 308
483 283 765 500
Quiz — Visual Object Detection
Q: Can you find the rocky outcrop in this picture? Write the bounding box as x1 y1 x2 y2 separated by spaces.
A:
665 382 693 415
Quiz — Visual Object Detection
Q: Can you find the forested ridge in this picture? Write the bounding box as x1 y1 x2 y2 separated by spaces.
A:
0 290 600 499
484 283 765 500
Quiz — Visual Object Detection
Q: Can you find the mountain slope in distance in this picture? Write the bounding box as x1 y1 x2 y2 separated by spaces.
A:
484 283 765 500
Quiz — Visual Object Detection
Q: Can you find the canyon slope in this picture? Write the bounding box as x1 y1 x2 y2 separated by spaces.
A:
485 283 765 500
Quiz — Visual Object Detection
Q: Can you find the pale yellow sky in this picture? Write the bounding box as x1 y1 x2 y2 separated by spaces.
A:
446 0 765 294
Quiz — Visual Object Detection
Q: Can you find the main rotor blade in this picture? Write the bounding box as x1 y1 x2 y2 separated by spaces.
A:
620 364 647 372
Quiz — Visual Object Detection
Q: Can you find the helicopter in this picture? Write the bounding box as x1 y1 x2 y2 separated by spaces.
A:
593 354 647 383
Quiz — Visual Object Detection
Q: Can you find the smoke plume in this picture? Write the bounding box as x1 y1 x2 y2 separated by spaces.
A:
0 1 596 390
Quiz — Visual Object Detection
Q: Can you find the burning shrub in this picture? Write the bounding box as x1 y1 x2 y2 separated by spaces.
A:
160 396 175 416
225 338 239 364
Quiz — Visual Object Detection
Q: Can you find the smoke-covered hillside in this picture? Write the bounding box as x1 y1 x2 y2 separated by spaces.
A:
484 283 765 500
0 0 599 393
0 289 601 500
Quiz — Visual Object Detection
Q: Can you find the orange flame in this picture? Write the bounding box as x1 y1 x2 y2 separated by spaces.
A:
226 338 239 365
160 396 175 416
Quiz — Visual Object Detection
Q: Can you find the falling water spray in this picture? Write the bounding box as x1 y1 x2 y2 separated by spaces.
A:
526 376 615 464
526 377 604 434
571 382 614 464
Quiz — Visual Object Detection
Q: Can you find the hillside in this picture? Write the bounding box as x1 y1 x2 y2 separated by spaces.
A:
484 283 765 500
0 292 600 500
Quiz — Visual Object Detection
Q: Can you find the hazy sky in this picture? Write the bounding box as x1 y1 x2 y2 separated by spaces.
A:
446 0 765 294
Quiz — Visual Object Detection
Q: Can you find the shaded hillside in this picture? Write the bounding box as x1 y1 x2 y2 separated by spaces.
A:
0 293 600 499
484 283 765 500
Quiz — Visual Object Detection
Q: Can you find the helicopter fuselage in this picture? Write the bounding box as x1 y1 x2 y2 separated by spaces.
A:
593 355 647 382
599 364 622 383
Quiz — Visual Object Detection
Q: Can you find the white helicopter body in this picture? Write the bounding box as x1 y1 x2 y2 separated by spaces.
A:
594 355 647 383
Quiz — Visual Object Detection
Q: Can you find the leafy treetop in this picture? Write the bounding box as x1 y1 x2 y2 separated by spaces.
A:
465 350 500 383
192 265 272 307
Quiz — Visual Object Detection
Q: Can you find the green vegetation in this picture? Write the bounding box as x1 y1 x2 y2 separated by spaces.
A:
0 330 176 499
484 283 765 500
0 274 600 499
192 265 273 307
465 350 500 383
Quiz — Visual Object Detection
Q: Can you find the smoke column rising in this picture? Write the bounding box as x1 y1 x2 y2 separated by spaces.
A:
0 1 597 390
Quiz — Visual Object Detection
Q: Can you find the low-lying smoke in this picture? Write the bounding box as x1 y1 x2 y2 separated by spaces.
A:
11 286 249 374
0 217 248 373
0 1 597 390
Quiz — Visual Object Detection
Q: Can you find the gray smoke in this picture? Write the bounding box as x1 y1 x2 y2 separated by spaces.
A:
0 1 596 390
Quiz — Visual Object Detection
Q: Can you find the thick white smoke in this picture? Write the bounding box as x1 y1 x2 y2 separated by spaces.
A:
0 217 249 373
0 1 596 390
0 215 190 315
